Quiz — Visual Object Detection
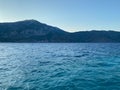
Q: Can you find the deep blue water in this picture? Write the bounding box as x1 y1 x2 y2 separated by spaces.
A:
0 43 120 90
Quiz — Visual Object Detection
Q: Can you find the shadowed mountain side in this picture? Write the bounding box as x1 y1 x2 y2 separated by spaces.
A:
71 31 120 42
0 20 120 42
0 20 71 42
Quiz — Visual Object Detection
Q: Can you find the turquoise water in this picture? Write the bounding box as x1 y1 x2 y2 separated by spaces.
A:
0 43 120 90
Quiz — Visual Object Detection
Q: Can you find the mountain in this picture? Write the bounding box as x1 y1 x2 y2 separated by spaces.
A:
71 30 120 42
0 20 70 42
0 20 120 42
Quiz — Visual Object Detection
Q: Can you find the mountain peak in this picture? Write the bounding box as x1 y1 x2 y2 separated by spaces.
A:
20 19 40 24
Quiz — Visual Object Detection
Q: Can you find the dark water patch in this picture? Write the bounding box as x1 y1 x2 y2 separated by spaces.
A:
7 86 24 90
74 53 89 58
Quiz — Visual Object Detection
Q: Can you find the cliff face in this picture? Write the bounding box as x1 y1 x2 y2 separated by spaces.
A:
0 20 120 42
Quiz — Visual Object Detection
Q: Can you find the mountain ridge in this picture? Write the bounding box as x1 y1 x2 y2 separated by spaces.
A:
0 20 120 42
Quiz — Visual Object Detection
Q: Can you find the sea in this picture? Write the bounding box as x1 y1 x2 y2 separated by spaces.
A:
0 43 120 90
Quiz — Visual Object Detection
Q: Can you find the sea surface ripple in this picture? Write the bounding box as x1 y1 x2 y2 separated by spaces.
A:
0 43 120 90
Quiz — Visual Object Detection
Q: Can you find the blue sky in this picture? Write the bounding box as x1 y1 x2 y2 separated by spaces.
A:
0 0 120 32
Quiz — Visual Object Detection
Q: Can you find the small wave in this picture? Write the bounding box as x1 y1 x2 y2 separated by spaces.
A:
38 61 51 66
97 62 115 67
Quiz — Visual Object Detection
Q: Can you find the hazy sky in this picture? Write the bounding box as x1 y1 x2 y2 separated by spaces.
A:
0 0 120 32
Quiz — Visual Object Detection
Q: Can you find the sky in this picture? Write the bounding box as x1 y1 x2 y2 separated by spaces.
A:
0 0 120 32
